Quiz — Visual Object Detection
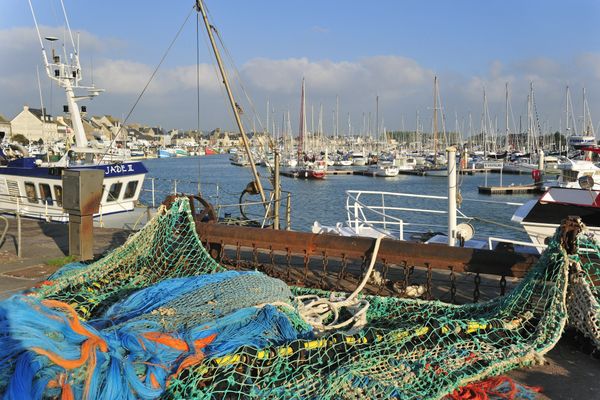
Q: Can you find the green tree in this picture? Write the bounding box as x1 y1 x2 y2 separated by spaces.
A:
11 134 29 146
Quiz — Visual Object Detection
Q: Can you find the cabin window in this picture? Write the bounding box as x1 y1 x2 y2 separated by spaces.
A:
24 182 38 204
54 185 63 207
124 181 138 199
39 183 53 206
107 182 123 202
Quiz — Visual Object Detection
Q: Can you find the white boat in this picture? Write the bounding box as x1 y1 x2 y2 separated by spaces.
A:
502 159 538 174
568 135 596 149
512 186 600 248
393 156 416 171
281 157 298 168
551 158 600 190
337 159 353 167
0 3 147 222
367 161 399 177
351 153 366 166
230 152 250 166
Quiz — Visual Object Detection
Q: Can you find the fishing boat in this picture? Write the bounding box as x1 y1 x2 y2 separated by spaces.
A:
157 148 175 158
0 2 148 222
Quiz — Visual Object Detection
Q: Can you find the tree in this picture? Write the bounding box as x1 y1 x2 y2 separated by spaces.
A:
11 134 29 146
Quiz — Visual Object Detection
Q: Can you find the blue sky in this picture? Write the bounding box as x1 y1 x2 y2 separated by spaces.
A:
1 0 599 135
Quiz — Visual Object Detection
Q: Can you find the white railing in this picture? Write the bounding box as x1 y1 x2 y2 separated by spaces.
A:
344 190 524 242
345 190 472 241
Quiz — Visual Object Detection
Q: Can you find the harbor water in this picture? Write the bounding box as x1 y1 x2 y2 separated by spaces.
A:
141 154 537 243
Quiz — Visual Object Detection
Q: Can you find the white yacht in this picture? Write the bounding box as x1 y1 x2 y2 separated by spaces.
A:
512 186 600 247
367 161 399 177
550 158 600 190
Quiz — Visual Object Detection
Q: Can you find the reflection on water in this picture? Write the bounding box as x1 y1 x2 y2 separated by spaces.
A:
142 154 537 242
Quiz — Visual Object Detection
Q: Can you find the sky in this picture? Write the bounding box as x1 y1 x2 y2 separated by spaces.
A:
1 0 600 136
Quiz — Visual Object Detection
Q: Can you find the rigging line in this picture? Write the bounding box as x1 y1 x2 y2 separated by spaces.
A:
100 5 196 163
203 6 265 134
196 12 202 183
210 25 265 133
196 13 201 138
197 12 232 137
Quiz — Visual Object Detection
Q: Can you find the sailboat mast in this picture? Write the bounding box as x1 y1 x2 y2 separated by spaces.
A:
298 78 306 162
433 76 438 165
505 82 509 151
195 0 266 203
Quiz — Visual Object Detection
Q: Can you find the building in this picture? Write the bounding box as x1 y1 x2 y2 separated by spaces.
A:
91 115 126 143
0 115 12 140
10 106 59 143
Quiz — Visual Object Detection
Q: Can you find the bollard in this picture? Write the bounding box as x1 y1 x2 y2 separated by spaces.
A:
447 147 457 247
62 169 104 260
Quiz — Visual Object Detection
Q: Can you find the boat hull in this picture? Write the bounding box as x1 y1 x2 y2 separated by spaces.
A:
0 161 147 222
297 169 325 179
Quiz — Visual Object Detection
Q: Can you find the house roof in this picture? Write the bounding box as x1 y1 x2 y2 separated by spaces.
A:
28 108 52 121
0 114 9 123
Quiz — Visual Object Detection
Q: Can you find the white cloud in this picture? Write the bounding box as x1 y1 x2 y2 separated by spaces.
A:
1 23 599 132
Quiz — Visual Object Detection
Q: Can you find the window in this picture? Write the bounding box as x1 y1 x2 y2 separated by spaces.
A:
107 182 123 202
124 181 139 199
39 183 53 206
24 182 38 203
54 185 63 207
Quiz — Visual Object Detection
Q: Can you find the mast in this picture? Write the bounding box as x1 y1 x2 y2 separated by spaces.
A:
433 76 438 165
505 82 510 151
196 0 266 204
482 87 488 157
376 95 379 154
298 78 306 163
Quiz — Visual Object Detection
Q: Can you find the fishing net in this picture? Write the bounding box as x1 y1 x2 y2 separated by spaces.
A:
0 197 598 399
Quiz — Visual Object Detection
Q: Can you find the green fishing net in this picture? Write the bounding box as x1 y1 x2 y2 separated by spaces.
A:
30 197 599 399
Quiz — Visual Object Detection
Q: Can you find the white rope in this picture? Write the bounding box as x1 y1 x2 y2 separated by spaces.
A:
294 235 385 335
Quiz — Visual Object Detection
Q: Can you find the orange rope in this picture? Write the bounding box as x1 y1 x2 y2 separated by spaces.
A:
150 373 161 389
447 376 542 400
142 332 189 352
170 333 217 382
33 300 108 399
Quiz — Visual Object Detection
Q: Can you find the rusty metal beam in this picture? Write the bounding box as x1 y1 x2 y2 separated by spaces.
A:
196 222 539 278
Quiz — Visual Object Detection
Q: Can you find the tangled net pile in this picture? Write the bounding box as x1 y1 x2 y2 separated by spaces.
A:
0 197 598 399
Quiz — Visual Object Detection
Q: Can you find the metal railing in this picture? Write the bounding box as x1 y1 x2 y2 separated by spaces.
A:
344 190 526 243
140 177 292 229
345 190 472 241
